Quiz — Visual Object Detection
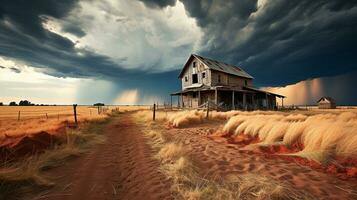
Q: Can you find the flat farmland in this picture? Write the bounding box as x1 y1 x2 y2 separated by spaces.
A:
0 105 149 140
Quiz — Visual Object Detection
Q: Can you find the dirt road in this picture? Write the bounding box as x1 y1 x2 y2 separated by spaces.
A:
37 114 173 200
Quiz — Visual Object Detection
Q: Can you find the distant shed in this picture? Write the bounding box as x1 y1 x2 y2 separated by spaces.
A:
317 97 336 109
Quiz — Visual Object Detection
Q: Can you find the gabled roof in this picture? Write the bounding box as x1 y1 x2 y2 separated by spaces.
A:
178 54 253 79
317 97 336 103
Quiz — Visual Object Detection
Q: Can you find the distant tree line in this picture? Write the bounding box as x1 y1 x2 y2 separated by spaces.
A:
8 100 35 106
3 100 56 106
0 100 105 106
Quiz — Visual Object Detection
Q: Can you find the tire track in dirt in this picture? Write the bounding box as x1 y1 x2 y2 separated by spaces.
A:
37 113 173 200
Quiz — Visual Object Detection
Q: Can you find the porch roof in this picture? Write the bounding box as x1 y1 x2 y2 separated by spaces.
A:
243 86 286 98
171 85 253 96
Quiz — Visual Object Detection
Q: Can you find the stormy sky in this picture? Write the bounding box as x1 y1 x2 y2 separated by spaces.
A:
0 0 356 105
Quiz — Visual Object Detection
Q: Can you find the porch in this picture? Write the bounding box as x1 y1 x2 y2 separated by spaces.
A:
171 86 285 111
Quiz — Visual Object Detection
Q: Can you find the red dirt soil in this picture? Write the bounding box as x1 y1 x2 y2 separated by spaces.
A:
35 114 173 200
0 122 78 163
0 132 60 163
219 132 357 179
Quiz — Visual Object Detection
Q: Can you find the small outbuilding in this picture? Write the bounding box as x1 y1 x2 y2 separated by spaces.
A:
317 97 336 109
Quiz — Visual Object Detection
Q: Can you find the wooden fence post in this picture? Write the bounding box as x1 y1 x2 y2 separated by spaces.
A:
97 106 100 115
206 101 209 119
58 114 59 120
46 113 48 119
153 103 156 121
73 104 78 125
18 111 20 121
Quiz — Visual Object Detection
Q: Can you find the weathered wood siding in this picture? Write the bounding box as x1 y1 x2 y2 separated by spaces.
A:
181 58 210 90
210 70 253 89
318 102 336 109
182 93 199 108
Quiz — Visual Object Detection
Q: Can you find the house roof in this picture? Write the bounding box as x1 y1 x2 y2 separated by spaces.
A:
317 96 336 103
178 54 253 79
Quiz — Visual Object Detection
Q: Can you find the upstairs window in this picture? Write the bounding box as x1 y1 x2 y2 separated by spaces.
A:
202 72 206 79
192 74 198 84
185 76 188 82
193 62 196 68
218 75 221 83
244 80 248 86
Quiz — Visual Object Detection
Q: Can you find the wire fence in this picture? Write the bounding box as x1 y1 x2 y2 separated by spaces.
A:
0 105 154 139
0 105 152 121
0 106 116 121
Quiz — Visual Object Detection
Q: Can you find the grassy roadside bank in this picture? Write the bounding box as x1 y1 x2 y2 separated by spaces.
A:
0 113 117 200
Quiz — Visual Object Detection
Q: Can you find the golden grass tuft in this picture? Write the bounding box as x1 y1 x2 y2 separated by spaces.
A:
168 111 207 127
136 109 242 128
158 143 186 162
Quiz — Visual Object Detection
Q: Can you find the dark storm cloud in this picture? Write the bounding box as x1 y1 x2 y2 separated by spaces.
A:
9 67 21 73
61 23 86 38
1 0 357 93
0 65 5 69
141 0 357 86
0 0 133 78
138 0 176 8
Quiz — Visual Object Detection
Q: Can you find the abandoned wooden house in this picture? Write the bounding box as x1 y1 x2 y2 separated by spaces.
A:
317 97 336 109
171 54 285 110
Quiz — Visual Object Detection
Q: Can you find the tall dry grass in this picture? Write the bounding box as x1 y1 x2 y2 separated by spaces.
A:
137 108 357 162
220 111 357 161
135 109 252 128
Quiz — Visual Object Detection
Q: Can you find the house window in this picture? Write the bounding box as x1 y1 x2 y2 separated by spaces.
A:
193 62 196 68
185 76 188 82
244 80 247 86
218 75 221 83
202 72 206 79
192 74 198 84
192 92 197 98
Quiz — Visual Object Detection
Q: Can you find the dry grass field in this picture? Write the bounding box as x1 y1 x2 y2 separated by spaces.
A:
135 108 357 199
136 108 357 162
137 108 357 173
0 105 149 141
